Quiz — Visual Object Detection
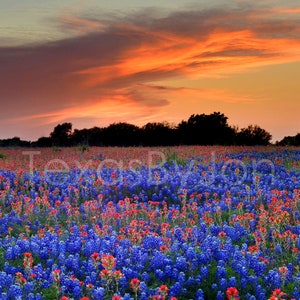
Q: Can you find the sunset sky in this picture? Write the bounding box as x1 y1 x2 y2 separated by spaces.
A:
0 0 300 142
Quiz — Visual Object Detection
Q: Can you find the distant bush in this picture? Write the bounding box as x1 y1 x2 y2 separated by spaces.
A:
77 144 90 153
52 146 62 152
165 148 186 166
277 133 300 146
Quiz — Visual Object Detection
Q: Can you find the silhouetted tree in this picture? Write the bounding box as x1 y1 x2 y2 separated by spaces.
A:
142 122 177 146
237 125 272 145
102 122 140 146
0 112 281 147
71 128 90 146
277 133 300 146
50 122 72 146
0 137 31 147
178 112 235 145
88 127 104 146
34 137 52 147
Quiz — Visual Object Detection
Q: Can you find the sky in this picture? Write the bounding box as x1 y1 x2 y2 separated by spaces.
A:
0 0 300 142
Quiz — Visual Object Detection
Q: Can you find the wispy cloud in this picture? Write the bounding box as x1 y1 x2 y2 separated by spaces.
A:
0 3 300 139
272 7 300 14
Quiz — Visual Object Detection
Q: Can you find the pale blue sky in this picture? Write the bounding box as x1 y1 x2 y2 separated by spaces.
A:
1 0 298 45
0 0 190 42
0 0 235 45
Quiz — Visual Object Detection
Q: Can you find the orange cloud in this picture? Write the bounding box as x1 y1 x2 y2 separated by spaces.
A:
73 13 300 91
272 8 300 14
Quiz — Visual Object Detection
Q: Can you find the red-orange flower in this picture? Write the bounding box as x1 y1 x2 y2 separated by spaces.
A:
268 288 286 300
52 269 61 284
218 231 227 238
158 284 169 299
159 285 169 294
101 254 116 270
23 252 34 269
248 245 259 254
226 287 239 300
100 269 111 279
130 278 140 293
113 270 124 280
91 252 100 261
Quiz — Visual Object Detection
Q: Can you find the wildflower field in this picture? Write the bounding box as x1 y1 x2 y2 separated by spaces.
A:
0 146 299 300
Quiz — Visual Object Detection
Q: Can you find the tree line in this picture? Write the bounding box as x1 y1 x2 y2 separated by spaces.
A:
0 112 298 147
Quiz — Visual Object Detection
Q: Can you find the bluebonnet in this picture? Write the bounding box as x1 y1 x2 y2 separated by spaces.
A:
265 270 281 288
219 278 227 291
155 269 164 281
4 248 13 260
228 276 237 287
122 294 134 300
139 281 148 294
216 265 227 279
216 291 224 300
7 284 23 299
200 266 209 278
255 284 267 300
196 289 205 300
175 256 188 271
73 285 82 299
292 286 300 299
92 287 105 299
169 282 182 297
151 251 168 271
178 272 186 285
275 243 282 254
24 282 34 294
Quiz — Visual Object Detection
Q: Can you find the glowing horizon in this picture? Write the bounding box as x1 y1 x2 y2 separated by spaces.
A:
0 1 300 142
